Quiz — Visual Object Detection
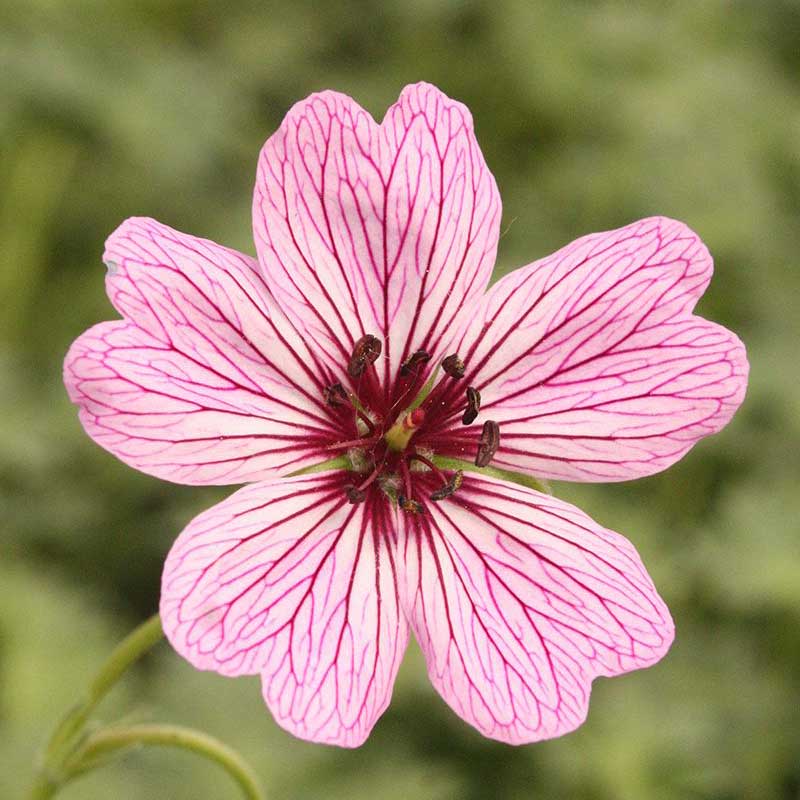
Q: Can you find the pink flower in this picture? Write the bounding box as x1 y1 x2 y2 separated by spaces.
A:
64 83 748 747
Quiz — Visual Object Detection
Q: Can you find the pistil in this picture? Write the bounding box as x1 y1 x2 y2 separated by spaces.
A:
384 408 425 452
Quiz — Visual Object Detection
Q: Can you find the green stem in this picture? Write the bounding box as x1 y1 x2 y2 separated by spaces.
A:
431 456 552 494
63 724 264 800
29 614 266 799
26 773 58 800
43 614 164 765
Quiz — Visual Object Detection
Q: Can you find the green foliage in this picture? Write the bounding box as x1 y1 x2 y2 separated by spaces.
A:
1 1 798 797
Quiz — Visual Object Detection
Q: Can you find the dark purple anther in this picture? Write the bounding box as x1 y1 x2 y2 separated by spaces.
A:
398 494 424 514
347 334 382 378
400 350 432 376
441 353 465 378
346 486 366 504
430 470 464 501
324 382 349 407
462 386 481 425
475 420 500 467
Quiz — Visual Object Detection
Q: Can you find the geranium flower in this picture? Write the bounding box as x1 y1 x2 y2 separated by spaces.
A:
64 83 748 747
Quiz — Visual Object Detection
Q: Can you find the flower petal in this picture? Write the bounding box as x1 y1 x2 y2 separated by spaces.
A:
436 217 748 481
398 474 673 744
253 82 501 386
161 474 407 747
64 217 343 484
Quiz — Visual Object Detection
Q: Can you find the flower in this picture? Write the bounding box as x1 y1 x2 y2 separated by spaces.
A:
64 82 748 747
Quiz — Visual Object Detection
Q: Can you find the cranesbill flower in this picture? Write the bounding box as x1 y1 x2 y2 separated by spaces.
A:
64 83 748 747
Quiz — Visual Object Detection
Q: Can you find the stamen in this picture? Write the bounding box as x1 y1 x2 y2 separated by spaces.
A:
355 409 376 436
475 420 500 467
400 350 431 376
462 386 481 425
325 380 377 435
442 353 465 378
398 495 424 514
324 382 349 406
408 453 463 502
399 457 413 499
357 463 383 491
430 470 464 501
344 460 384 503
347 447 372 473
347 334 382 378
327 434 381 451
346 486 366 504
408 452 444 479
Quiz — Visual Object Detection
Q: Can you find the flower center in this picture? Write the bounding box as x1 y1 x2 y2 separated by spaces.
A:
384 408 425 452
322 336 500 513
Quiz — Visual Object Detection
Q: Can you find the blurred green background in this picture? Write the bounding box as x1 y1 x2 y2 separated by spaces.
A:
2 1 799 798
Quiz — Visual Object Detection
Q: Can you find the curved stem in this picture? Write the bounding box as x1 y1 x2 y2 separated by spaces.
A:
431 456 552 495
63 724 264 800
27 773 58 800
29 614 265 800
43 614 164 765
88 613 164 701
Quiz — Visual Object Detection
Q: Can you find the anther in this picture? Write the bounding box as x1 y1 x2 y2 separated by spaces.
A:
346 486 366 504
462 386 481 425
347 334 382 378
400 350 431 376
430 470 464 501
475 420 500 467
398 494 424 514
324 382 349 407
442 353 465 378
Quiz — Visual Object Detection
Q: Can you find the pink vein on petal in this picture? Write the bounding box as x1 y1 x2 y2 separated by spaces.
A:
64 217 343 485
62 82 753 751
397 473 673 744
160 474 408 747
432 217 748 481
252 82 501 389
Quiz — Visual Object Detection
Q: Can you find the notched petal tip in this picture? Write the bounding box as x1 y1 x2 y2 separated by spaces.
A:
448 215 746 482
391 81 475 130
67 219 337 486
161 476 408 748
103 215 162 265
252 80 500 377
398 474 675 744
